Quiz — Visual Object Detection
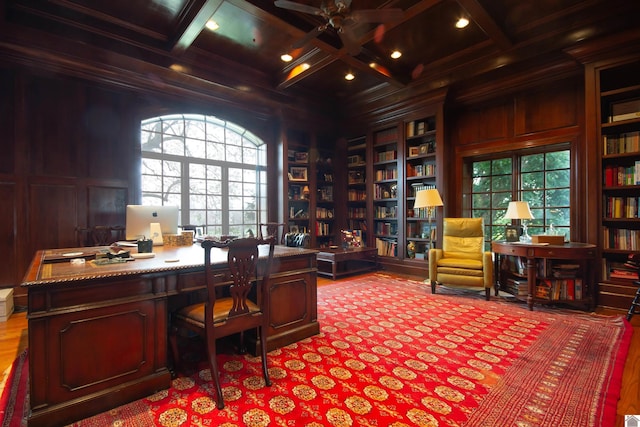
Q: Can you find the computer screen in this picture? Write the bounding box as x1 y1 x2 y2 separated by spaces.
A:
125 205 179 241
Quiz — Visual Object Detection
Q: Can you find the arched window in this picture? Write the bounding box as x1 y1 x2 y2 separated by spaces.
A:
140 114 267 238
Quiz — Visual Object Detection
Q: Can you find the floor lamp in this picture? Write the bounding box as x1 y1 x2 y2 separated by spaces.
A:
505 201 534 242
414 188 444 248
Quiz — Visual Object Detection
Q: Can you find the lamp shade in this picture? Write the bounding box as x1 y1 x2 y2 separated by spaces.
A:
414 188 444 209
504 201 534 220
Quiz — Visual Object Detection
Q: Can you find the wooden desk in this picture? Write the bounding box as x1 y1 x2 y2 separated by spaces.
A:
21 244 319 427
492 241 597 311
316 247 378 280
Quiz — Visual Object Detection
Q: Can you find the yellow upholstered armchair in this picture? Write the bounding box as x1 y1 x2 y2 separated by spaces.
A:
429 217 494 300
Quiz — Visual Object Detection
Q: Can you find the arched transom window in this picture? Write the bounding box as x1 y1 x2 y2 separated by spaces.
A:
140 114 267 238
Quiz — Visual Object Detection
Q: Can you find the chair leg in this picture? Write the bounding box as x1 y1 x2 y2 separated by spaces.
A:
431 280 437 294
485 287 491 301
205 334 225 409
260 326 271 387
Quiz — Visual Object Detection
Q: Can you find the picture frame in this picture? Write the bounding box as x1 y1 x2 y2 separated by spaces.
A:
289 167 308 181
409 146 420 157
294 152 309 163
419 144 429 154
505 225 521 242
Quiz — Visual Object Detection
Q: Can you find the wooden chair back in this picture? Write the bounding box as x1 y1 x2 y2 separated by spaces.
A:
259 222 287 245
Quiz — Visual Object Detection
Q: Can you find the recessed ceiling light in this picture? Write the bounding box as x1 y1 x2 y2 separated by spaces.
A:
301 63 310 71
456 17 469 29
345 72 355 81
205 20 219 31
391 50 402 59
281 53 293 62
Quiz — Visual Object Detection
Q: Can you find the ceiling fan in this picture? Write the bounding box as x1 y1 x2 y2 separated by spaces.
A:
274 0 403 55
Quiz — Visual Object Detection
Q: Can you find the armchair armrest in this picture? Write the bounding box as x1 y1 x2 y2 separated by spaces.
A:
482 251 493 288
429 249 443 282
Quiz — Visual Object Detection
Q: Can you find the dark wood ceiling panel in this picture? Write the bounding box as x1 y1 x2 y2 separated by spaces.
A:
2 0 640 109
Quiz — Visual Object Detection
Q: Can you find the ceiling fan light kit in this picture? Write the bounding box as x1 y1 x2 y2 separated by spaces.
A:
274 0 403 56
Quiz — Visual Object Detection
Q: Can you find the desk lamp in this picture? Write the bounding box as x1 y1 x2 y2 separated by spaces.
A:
414 188 444 248
505 201 534 242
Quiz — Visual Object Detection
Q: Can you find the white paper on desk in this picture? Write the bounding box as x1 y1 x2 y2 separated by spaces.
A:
150 222 163 246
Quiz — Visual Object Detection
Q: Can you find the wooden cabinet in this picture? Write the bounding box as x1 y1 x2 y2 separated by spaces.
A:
593 57 640 308
493 241 597 310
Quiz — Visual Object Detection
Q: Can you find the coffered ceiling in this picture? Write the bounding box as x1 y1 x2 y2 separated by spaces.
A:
2 0 639 109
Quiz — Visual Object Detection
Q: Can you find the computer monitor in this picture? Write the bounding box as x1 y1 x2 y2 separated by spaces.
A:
125 205 179 241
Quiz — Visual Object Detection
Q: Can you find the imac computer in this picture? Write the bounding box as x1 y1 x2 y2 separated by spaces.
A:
125 205 179 242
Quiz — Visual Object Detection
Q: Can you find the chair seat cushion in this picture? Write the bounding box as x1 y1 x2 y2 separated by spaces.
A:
176 298 261 327
437 257 483 270
437 267 485 277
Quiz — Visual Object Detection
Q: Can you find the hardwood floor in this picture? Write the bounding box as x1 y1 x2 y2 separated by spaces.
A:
2 276 638 426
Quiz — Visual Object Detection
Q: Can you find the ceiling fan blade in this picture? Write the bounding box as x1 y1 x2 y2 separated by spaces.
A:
339 26 361 56
350 9 404 23
274 0 323 16
292 25 326 49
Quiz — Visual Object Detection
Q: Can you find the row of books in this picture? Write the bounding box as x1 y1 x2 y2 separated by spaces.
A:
374 150 397 163
374 205 397 218
316 222 331 236
374 169 397 181
375 238 397 257
315 207 333 219
602 227 640 250
347 208 367 218
536 278 583 300
602 131 640 155
347 189 366 201
406 163 436 178
375 128 398 144
505 278 529 296
603 163 640 187
375 222 397 236
603 196 640 218
603 260 639 281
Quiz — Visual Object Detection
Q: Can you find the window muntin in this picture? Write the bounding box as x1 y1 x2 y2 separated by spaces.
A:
468 147 571 247
141 114 267 237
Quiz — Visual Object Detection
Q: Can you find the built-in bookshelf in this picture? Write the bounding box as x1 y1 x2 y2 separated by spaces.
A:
315 145 335 248
596 57 640 306
346 136 368 246
405 116 437 261
286 130 311 236
373 126 399 258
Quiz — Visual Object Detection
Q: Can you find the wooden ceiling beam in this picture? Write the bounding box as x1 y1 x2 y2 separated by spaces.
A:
171 0 224 54
455 0 512 50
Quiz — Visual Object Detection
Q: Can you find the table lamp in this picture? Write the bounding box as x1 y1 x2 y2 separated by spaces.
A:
505 201 534 242
414 188 444 247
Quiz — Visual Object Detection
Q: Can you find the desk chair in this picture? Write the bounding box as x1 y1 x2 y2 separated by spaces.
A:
259 223 287 245
170 236 276 409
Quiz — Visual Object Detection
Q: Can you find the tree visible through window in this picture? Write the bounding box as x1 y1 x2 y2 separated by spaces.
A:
468 147 571 247
140 114 267 238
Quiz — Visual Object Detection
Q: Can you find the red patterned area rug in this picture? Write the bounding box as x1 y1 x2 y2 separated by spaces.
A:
1 273 632 427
